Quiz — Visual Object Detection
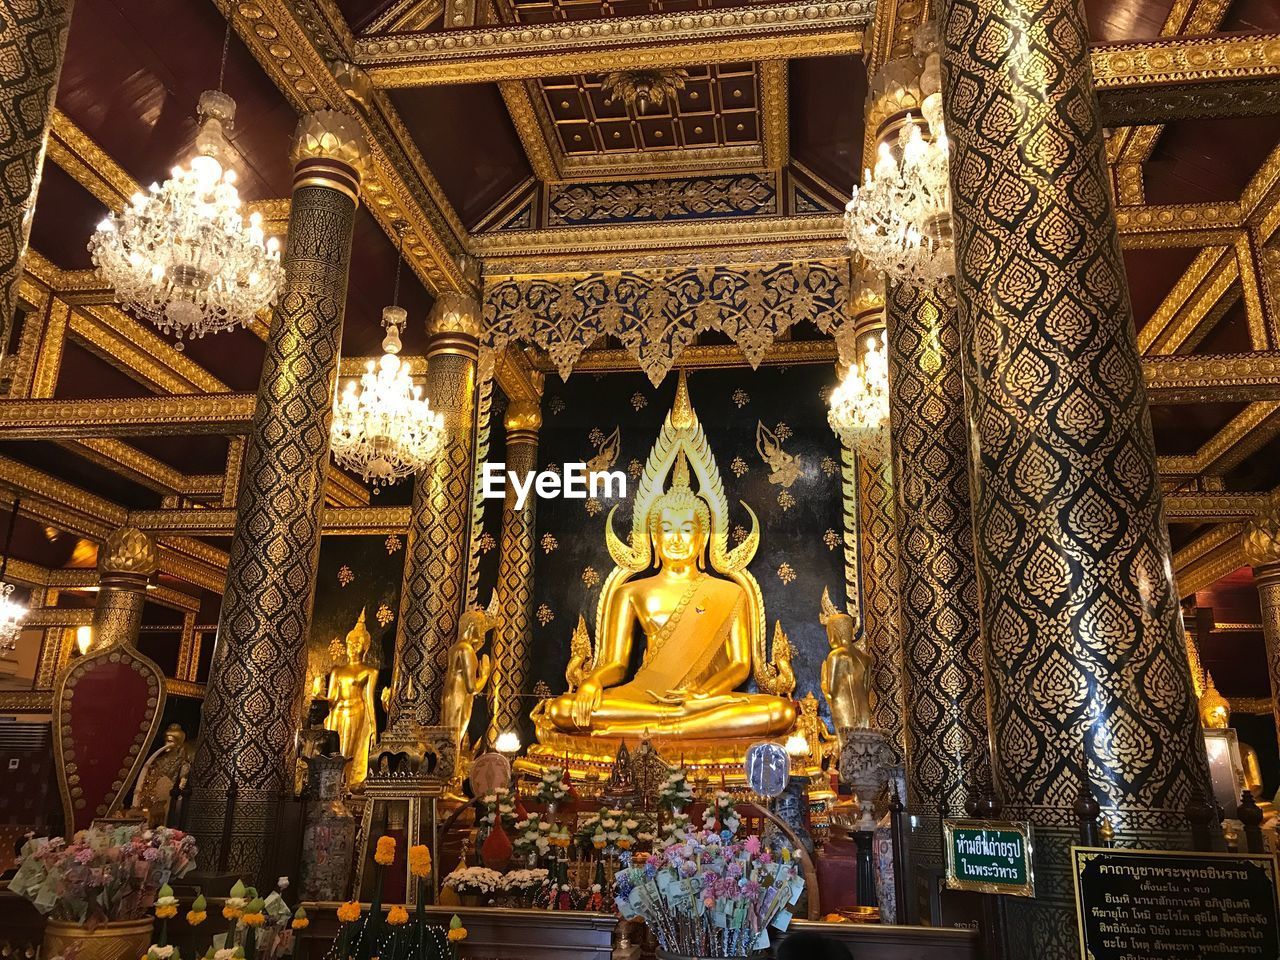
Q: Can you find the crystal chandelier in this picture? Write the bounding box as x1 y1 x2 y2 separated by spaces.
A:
828 333 891 460
844 46 954 287
89 54 283 341
331 231 445 489
0 499 27 653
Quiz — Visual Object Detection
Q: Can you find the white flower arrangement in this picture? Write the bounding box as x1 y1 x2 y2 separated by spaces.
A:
658 770 695 811
537 766 569 805
702 791 741 836
499 868 548 892
443 865 504 895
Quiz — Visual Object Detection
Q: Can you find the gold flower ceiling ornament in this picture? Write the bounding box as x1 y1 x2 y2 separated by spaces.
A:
601 67 690 114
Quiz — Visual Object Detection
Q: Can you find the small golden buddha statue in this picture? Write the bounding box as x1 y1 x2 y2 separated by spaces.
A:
441 598 498 751
1200 673 1271 812
131 723 193 826
543 372 795 740
324 609 379 788
818 587 872 731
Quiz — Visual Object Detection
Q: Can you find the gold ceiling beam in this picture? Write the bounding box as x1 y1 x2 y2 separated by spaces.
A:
1143 351 1280 402
1163 491 1270 521
128 505 413 536
1091 33 1280 93
1139 246 1242 355
353 0 873 86
64 439 224 499
0 394 257 438
1173 523 1248 596
214 0 470 295
1159 401 1280 477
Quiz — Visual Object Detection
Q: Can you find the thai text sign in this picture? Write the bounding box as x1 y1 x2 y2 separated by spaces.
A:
1073 847 1280 960
943 819 1034 897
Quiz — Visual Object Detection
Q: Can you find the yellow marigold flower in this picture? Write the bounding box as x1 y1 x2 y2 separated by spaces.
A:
447 928 468 942
408 844 432 878
241 913 266 928
374 835 396 866
186 911 206 926
386 906 409 927
156 905 178 919
291 918 309 930
336 901 362 923
222 906 242 921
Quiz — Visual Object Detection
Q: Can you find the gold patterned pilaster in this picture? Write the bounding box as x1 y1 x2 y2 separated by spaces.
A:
189 111 367 882
0 0 73 339
885 278 990 863
91 527 158 652
1243 507 1280 753
388 286 482 729
941 0 1211 952
487 396 542 746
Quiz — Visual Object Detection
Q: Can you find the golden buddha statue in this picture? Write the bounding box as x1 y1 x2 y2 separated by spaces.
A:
441 598 498 751
541 371 796 742
131 723 194 826
818 587 872 731
324 609 379 788
1200 673 1271 811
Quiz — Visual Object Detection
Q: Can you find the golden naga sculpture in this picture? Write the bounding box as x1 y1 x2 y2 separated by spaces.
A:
819 587 872 731
442 598 498 750
541 370 796 741
324 609 379 788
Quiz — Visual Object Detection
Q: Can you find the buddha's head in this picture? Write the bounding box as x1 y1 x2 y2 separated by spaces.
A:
649 452 709 569
346 608 371 663
162 723 186 748
819 586 857 648
458 601 499 648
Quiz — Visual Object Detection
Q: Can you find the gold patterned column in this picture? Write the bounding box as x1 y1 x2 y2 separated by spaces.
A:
387 285 482 731
0 0 73 335
91 528 158 651
189 111 366 881
942 0 1211 951
842 289 906 760
1243 507 1280 752
487 396 542 746
885 277 990 861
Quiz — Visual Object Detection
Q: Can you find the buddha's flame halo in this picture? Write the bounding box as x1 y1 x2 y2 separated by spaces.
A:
602 370 783 691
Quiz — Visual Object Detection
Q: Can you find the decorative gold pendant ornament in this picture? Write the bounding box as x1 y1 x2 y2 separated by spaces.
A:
601 67 689 113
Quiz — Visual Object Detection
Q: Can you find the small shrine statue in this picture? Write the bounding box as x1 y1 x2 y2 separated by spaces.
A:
324 609 379 788
565 615 595 692
131 723 194 826
819 587 872 732
1200 672 1272 816
543 373 795 740
442 598 499 752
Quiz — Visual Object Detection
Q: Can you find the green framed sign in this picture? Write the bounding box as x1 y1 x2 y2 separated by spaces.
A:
943 819 1035 897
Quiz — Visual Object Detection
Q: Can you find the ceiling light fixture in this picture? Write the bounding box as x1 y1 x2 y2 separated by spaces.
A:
88 25 283 343
0 499 28 653
331 223 445 489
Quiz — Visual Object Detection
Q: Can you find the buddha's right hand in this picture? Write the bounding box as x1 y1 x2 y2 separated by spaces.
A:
572 680 603 729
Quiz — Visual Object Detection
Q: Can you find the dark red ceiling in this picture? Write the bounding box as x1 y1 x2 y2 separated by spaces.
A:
789 56 867 196
1149 400 1248 455
1144 116 1280 207
57 0 296 201
389 84 532 228
1193 296 1252 356
1121 246 1201 337
29 161 105 271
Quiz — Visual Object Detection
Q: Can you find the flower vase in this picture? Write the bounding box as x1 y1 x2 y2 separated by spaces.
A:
461 892 481 907
43 918 155 960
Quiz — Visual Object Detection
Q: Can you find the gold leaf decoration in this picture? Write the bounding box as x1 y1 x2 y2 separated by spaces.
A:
477 530 497 554
585 497 602 517
376 603 395 627
733 389 750 408
384 534 403 554
627 458 643 479
536 603 554 626
337 565 354 587
778 490 797 511
730 456 749 478
777 562 797 585
631 391 648 411
823 528 840 550
541 532 559 553
582 566 601 588
821 456 838 477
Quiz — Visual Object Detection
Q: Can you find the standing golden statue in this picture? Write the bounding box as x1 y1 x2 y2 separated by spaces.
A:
324 609 379 788
442 598 498 751
543 371 795 740
131 723 194 826
819 587 872 731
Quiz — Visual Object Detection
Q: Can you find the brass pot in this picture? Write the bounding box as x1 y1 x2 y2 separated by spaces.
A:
43 917 155 960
